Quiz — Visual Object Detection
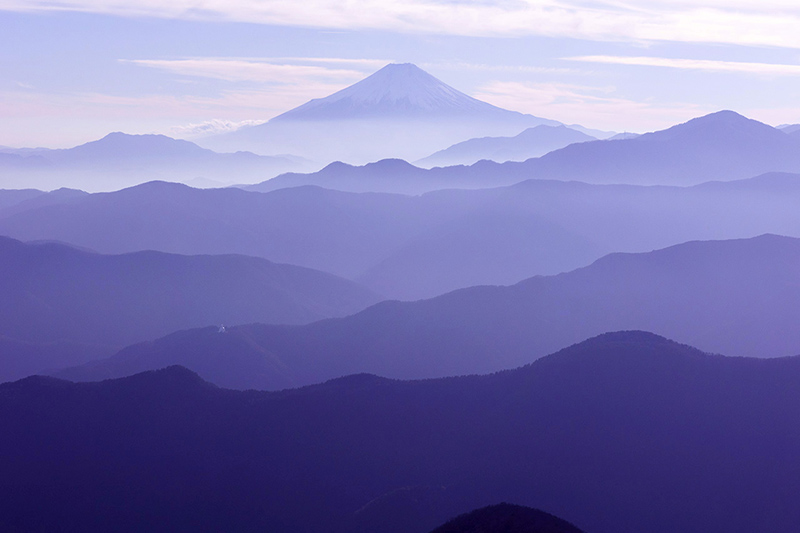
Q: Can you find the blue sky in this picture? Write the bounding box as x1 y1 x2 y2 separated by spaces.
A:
3 1 800 147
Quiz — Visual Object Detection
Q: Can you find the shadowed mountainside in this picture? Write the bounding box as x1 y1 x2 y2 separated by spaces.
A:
7 332 800 532
56 234 800 389
0 236 379 382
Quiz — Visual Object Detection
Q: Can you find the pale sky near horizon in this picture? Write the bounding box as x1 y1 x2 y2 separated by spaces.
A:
3 1 800 147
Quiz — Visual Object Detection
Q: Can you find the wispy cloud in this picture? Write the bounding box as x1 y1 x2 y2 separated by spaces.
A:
568 56 800 76
422 62 578 75
5 1 800 48
474 80 709 132
0 86 319 146
123 59 367 84
169 118 266 138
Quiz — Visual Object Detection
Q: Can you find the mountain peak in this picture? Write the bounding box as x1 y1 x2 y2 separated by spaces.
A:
641 110 781 142
272 62 520 121
71 132 208 158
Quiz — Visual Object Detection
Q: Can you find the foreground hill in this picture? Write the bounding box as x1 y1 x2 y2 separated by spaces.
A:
416 125 596 168
0 236 379 382
0 132 311 191
430 504 586 533
57 234 800 389
250 111 800 194
7 332 800 532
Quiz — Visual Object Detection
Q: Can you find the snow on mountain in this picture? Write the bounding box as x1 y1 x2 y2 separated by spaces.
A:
274 63 527 120
198 63 565 164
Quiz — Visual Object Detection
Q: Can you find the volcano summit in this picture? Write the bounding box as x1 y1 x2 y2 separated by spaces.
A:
200 63 562 164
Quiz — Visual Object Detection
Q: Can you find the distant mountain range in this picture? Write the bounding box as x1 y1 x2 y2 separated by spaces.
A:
519 110 800 185
0 236 379 383
5 332 800 532
0 132 314 191
54 234 800 389
0 180 601 298
248 111 800 193
3 173 800 301
0 187 88 218
200 63 595 164
415 125 597 168
778 123 800 134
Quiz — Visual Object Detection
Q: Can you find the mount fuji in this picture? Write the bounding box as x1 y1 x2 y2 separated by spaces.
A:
273 62 535 120
200 63 572 164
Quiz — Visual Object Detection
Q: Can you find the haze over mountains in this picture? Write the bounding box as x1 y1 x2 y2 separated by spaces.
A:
4 55 800 533
248 110 800 194
200 63 588 164
416 125 597 168
0 236 379 383
55 234 800 389
3 172 800 300
0 132 313 191
6 332 800 532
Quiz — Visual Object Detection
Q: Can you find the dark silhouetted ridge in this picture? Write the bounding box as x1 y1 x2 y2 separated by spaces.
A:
430 503 586 533
6 331 800 532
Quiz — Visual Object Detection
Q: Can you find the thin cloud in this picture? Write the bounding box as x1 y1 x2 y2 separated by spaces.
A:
5 1 800 48
123 59 367 84
474 80 708 132
170 119 266 138
272 57 393 68
422 61 578 75
566 56 800 76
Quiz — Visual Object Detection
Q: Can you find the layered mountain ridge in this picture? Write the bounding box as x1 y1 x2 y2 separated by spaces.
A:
250 110 800 193
5 331 800 532
0 235 380 383
0 132 315 191
54 234 800 389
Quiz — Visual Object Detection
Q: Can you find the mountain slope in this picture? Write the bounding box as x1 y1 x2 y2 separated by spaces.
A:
56 234 800 388
201 63 560 164
0 235 380 382
0 188 46 212
519 110 800 185
416 125 596 168
7 332 800 532
274 63 522 121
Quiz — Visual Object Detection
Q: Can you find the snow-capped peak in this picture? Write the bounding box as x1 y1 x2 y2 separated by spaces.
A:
273 63 519 121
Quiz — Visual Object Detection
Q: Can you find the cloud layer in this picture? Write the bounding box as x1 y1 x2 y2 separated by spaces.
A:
568 56 800 76
5 1 800 48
